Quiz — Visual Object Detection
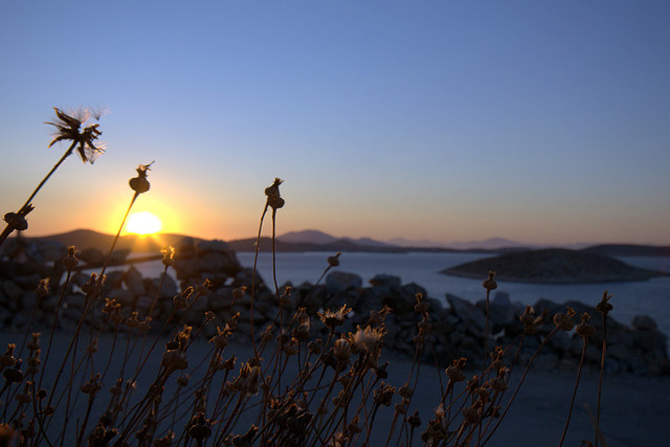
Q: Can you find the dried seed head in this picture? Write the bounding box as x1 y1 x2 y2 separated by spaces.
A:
81 273 102 294
407 409 421 428
445 358 467 383
102 297 121 314
187 413 212 441
63 246 79 270
414 293 430 313
576 312 596 338
553 308 576 331
596 291 614 315
173 287 193 310
463 405 481 425
264 178 285 210
35 278 50 299
482 270 498 291
328 252 341 267
317 305 351 329
161 246 175 267
348 326 384 355
333 339 352 365
3 361 24 383
129 162 153 194
398 384 414 399
27 333 41 352
373 383 396 407
375 361 389 380
0 344 16 369
232 286 247 300
491 376 508 392
46 107 104 163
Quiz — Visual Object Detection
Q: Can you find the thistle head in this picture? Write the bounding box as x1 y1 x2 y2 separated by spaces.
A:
129 162 154 194
46 107 105 163
264 178 285 210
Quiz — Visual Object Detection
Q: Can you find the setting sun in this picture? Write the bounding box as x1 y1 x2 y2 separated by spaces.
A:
126 211 162 235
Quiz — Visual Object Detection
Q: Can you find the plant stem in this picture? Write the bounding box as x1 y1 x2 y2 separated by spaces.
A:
0 141 76 246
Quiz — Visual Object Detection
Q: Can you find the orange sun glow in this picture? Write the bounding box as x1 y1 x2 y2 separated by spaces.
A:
126 211 162 235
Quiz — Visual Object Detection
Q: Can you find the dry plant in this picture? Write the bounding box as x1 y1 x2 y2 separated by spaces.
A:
0 108 617 446
1 108 104 247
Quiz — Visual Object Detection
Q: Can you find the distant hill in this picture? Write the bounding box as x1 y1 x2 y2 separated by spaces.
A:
445 237 533 251
19 229 670 257
227 237 406 253
29 229 205 253
441 248 667 284
278 229 396 249
581 244 670 257
277 230 339 245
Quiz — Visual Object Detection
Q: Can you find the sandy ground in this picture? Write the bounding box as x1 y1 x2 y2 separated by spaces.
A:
1 330 668 446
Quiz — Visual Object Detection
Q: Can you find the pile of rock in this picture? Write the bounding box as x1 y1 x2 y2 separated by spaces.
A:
1 237 668 376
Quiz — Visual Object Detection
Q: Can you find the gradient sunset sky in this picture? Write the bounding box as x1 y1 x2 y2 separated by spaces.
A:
1 1 668 246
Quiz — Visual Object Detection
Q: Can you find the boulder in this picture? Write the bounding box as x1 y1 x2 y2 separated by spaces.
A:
369 274 402 288
326 271 362 295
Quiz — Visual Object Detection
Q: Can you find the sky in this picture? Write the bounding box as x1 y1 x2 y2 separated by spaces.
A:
1 0 669 246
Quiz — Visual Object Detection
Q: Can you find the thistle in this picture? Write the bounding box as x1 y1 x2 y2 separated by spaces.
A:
0 107 105 246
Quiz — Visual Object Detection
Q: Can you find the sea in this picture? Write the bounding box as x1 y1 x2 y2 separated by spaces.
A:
127 251 670 341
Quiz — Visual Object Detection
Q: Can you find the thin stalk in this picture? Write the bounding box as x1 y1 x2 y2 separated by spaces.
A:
595 313 608 447
560 336 588 447
0 141 77 246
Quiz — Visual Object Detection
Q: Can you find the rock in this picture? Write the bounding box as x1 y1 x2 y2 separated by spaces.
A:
326 271 362 295
369 274 402 288
446 294 487 338
123 266 146 296
197 239 231 254
79 248 105 266
631 315 658 331
174 237 197 259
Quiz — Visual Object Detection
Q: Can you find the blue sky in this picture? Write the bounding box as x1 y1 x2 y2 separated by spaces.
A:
1 1 669 245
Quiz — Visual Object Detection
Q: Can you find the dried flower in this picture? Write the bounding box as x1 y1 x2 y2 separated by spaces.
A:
35 278 50 298
187 413 212 441
317 305 351 329
576 312 596 338
328 252 341 267
161 246 175 267
407 409 421 428
63 246 79 270
333 338 352 365
264 178 285 210
129 162 153 194
348 326 384 354
46 107 104 163
0 344 16 370
414 293 430 313
373 382 396 406
3 205 33 232
482 270 498 291
446 358 467 383
554 307 576 331
596 291 613 315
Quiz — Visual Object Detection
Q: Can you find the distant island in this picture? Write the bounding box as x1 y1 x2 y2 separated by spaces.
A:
441 248 668 284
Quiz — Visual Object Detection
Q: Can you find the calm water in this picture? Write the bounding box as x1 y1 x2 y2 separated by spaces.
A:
129 251 670 339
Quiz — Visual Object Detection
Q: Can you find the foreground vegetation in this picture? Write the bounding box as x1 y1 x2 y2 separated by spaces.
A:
0 109 618 446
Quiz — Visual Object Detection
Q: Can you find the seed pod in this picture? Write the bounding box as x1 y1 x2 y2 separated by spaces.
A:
129 162 153 194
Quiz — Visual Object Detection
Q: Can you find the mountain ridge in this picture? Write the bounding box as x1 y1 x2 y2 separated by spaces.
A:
8 228 670 256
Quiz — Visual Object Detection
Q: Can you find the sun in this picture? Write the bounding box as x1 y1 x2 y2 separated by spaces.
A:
126 211 162 235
